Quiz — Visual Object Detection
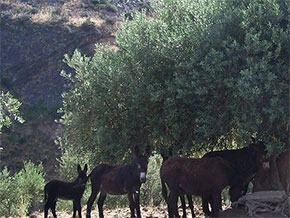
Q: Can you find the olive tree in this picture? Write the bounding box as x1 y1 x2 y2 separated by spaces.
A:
58 0 289 165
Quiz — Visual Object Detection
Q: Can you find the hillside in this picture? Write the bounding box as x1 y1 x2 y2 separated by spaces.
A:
0 0 149 178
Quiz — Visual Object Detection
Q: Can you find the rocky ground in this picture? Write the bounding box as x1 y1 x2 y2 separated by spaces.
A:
29 205 287 218
30 205 229 218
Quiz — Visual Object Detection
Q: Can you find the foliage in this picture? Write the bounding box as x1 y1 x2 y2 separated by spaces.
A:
0 91 24 133
15 161 45 214
0 168 20 217
58 0 289 164
140 154 165 206
58 145 92 181
0 161 45 217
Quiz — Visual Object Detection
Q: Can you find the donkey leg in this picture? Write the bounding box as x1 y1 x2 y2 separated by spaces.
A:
168 192 179 218
97 192 107 218
128 192 136 218
211 193 222 218
166 193 174 218
180 195 187 218
76 199 82 218
44 200 50 218
74 199 82 218
73 201 77 218
202 196 211 216
86 184 99 218
187 195 195 218
134 192 141 218
51 201 58 218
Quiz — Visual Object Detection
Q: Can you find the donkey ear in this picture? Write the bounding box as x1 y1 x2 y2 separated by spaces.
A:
161 152 167 161
144 145 151 158
77 164 81 173
84 164 88 173
251 137 256 144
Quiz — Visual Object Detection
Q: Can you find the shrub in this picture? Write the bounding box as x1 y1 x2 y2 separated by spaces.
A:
0 162 45 217
0 168 20 217
15 161 45 214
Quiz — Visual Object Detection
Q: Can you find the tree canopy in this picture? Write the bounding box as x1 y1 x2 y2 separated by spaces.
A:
58 0 289 163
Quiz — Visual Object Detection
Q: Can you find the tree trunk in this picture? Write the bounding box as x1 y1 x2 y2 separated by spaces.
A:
276 150 290 196
252 155 283 192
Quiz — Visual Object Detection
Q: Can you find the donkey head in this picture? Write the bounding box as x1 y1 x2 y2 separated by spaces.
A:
133 146 151 183
76 164 88 186
249 138 269 169
229 183 248 202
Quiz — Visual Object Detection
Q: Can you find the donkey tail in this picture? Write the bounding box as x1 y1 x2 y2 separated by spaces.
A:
44 186 48 202
161 177 168 202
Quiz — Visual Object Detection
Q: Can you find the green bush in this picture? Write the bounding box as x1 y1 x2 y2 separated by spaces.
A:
0 161 45 217
0 168 20 217
16 161 45 214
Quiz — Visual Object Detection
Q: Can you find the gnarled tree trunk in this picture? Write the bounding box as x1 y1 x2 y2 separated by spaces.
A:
253 155 283 192
276 150 290 196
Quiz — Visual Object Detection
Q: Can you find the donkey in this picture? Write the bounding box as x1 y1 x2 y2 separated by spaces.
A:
86 147 150 218
44 164 88 218
201 139 268 216
161 152 195 218
175 139 268 217
160 156 244 218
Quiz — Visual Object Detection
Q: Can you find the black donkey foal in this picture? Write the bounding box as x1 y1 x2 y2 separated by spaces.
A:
44 164 88 218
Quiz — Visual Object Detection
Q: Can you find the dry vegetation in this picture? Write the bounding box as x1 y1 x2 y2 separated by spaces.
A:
1 0 116 30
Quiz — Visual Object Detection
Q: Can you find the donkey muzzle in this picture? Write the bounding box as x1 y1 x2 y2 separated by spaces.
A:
140 172 146 183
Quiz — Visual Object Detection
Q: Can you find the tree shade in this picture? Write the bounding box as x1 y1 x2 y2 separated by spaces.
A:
58 0 289 163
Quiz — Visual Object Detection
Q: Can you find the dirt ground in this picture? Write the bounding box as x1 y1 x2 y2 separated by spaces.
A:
30 205 287 218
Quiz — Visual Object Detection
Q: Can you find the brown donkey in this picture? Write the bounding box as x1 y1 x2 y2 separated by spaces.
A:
160 157 243 218
171 139 268 217
44 164 88 218
86 147 150 218
201 139 268 215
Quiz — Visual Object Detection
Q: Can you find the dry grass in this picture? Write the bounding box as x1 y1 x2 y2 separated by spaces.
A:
1 0 104 28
